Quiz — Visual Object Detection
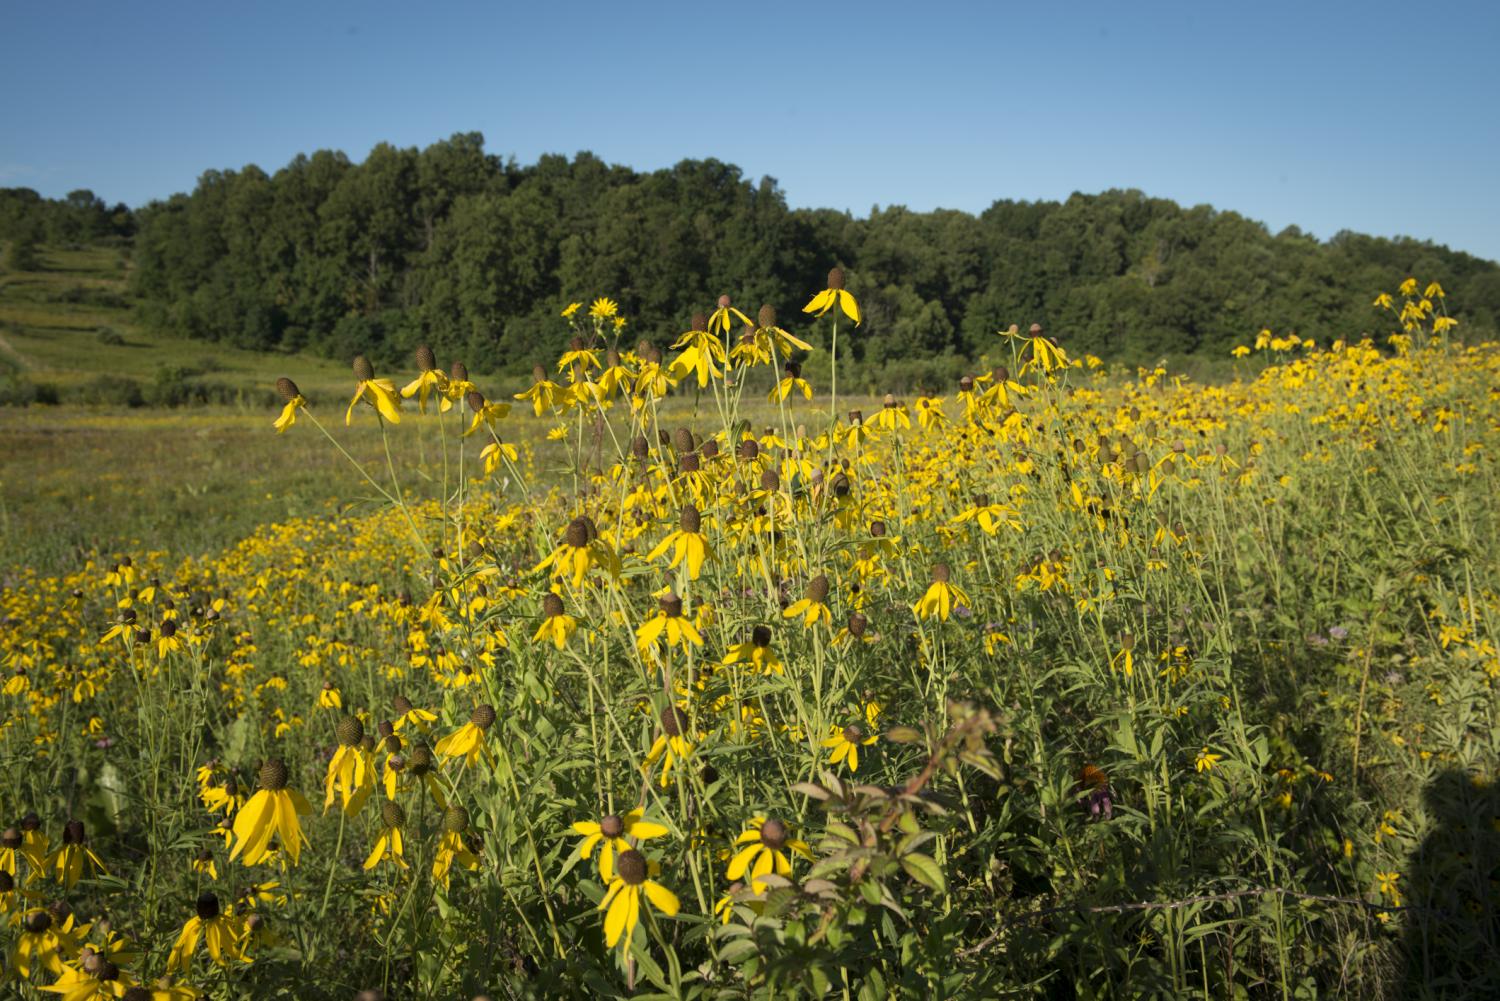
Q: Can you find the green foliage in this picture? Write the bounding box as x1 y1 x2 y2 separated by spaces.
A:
10 136 1486 377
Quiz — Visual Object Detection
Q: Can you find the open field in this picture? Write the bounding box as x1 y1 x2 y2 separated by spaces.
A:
1 282 1498 999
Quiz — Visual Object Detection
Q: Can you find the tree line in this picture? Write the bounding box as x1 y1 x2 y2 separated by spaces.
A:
7 132 1499 382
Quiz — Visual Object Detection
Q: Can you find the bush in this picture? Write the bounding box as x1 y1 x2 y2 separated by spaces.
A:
97 327 126 346
0 376 60 406
69 374 145 407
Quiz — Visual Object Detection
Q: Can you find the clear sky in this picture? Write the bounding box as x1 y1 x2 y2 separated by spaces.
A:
3 0 1497 260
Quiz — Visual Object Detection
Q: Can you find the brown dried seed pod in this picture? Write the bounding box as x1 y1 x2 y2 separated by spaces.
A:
759 818 788 849
565 518 590 547
600 814 625 838
679 453 701 473
542 592 565 618
470 704 496 729
808 574 830 602
415 345 436 372
717 294 731 308
259 759 289 791
931 563 951 583
738 439 759 460
352 355 375 382
275 377 301 402
466 390 486 413
680 506 702 533
673 427 695 454
380 800 406 828
752 624 772 647
443 805 469 833
827 267 845 291
958 375 974 392
760 469 781 490
335 715 364 747
660 706 689 737
1029 323 1043 336
691 312 708 333
758 304 776 328
631 435 650 459
701 439 720 459
848 612 868 637
450 361 469 382
616 849 647 884
659 592 683 617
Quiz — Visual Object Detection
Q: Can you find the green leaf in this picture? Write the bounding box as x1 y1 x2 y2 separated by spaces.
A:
900 852 946 892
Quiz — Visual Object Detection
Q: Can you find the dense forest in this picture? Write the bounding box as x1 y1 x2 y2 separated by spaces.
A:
6 132 1500 381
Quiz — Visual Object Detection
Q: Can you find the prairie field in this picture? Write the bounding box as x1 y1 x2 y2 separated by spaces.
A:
1 279 1498 1001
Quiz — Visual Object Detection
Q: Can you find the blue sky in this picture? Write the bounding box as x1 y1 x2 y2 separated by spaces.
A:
3 0 1497 260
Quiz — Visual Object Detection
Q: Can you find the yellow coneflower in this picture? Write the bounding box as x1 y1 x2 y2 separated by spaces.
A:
534 516 618 588
363 801 408 871
1111 633 1136 677
434 704 496 766
875 395 911 432
156 619 183 659
390 694 437 733
770 360 813 402
45 820 108 889
166 891 246 973
803 267 860 325
462 390 511 436
597 849 679 950
400 345 449 414
646 506 712 581
432 805 480 887
324 716 376 817
913 564 971 622
571 808 668 882
783 575 833 629
707 294 752 337
514 365 565 417
721 625 784 676
643 708 695 787
532 592 579 650
669 312 726 388
821 703 882 773
635 593 704 654
345 355 402 425
727 817 812 893
272 377 306 434
229 759 312 867
316 681 342 710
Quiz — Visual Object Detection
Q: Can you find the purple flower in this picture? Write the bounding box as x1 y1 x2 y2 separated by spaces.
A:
1081 786 1114 821
1329 625 1349 641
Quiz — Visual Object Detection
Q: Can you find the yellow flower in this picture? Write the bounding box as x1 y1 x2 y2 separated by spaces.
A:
229 760 312 867
913 564 971 622
571 808 668 882
727 817 812 893
363 801 409 871
588 297 618 319
1375 870 1402 906
532 592 579 649
345 355 403 425
821 704 881 773
272 377 306 434
783 575 833 629
44 820 108 889
434 704 496 766
643 707 695 787
597 849 679 950
646 506 713 580
433 805 481 887
167 891 246 973
803 267 860 325
1194 747 1223 773
399 345 449 413
324 716 376 817
636 593 704 654
561 301 582 318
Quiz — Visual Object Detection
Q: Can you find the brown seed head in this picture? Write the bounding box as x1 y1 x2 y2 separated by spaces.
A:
631 434 649 459
275 377 301 402
759 818 788 849
680 506 701 533
616 849 647 885
760 469 780 491
259 759 289 791
659 592 683 617
679 453 700 473
542 592 565 618
470 704 496 729
717 294 731 309
808 574 829 602
466 390 486 414
393 694 413 715
660 706 689 737
752 624 772 647
848 612 868 637
63 819 85 845
352 355 375 382
450 361 469 382
565 518 590 547
1029 323 1043 336
757 304 776 328
380 800 406 829
600 814 625 838
995 365 1010 382
415 345 436 372
24 909 52 933
673 427 695 454
737 439 759 461
827 267 845 291
931 563 951 583
2 827 20 848
196 891 220 920
443 805 469 833
410 745 434 774
336 716 364 747
701 439 719 459
959 375 974 392
691 312 708 333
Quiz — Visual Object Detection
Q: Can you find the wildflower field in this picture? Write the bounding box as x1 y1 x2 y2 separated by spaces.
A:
2 276 1498 1000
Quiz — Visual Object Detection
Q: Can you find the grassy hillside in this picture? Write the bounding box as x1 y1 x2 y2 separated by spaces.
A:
0 243 354 402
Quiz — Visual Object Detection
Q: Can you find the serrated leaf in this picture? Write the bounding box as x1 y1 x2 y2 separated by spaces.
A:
900 852 946 892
